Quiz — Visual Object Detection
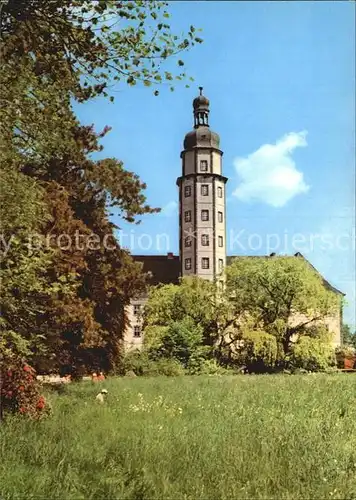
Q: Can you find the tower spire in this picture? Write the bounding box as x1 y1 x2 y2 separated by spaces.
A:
193 87 209 128
177 90 228 282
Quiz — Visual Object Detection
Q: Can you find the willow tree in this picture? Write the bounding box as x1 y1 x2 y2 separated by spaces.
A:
225 255 341 357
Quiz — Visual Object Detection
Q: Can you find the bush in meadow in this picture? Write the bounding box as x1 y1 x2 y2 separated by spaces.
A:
0 354 50 419
187 357 231 375
145 318 205 368
289 336 335 372
229 330 279 373
122 349 185 377
145 358 185 377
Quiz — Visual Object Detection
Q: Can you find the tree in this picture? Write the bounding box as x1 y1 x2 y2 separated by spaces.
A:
232 330 278 373
341 323 356 348
0 168 75 360
225 255 340 358
146 318 205 367
0 0 202 375
290 337 335 372
144 276 229 346
143 277 237 370
1 0 201 163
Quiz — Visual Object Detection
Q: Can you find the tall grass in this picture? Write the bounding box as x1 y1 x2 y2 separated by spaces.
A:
1 374 356 499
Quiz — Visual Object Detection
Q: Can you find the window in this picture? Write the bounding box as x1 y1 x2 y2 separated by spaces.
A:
218 211 223 223
185 258 192 270
184 185 191 197
201 234 209 246
185 210 191 222
218 236 224 247
202 257 210 269
133 304 141 316
218 259 224 272
201 184 209 196
217 186 223 198
201 210 209 221
200 160 208 172
133 326 141 338
185 236 192 247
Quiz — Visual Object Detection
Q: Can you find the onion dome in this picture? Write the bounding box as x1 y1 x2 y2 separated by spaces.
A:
183 87 220 150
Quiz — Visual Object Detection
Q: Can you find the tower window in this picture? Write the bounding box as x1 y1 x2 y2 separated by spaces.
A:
201 210 209 221
201 234 209 246
185 236 192 247
218 211 223 223
201 184 209 196
200 160 208 172
185 211 191 222
217 186 223 198
133 304 141 316
133 326 141 338
185 258 192 270
184 185 191 197
202 258 210 269
218 236 224 247
218 259 224 272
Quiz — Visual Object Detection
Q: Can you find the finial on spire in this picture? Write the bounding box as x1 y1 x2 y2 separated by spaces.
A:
192 87 210 128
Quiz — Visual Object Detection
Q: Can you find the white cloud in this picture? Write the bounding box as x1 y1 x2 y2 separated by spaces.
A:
161 200 178 217
233 131 310 207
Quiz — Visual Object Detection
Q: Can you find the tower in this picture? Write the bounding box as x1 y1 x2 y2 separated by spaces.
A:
177 88 228 281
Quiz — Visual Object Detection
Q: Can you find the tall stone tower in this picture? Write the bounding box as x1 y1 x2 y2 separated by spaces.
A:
177 88 227 281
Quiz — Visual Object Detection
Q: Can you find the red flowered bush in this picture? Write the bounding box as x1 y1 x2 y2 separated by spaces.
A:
1 355 50 419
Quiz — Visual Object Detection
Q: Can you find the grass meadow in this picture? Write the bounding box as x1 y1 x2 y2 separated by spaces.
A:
1 374 356 500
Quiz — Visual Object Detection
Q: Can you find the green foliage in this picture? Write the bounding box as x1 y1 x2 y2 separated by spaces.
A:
225 255 340 357
187 357 230 375
341 323 356 348
304 324 332 341
229 330 279 373
144 280 225 368
122 349 150 376
144 263 340 373
144 358 185 377
122 350 184 377
143 325 169 350
289 337 336 372
144 276 226 345
0 169 76 359
1 0 202 162
1 0 202 375
147 318 204 367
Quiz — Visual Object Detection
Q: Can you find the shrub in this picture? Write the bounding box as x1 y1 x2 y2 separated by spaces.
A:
122 350 185 377
230 330 278 373
0 355 50 419
146 318 204 368
190 359 231 375
143 325 169 350
144 358 185 377
186 347 227 375
122 350 151 376
335 346 356 369
289 337 335 372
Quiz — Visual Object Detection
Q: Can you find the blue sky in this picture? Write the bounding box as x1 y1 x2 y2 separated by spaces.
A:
74 1 355 326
